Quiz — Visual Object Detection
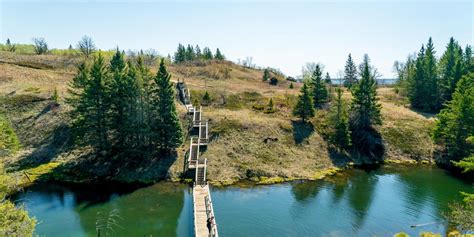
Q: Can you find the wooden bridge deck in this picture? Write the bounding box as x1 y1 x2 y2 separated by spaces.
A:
177 80 218 237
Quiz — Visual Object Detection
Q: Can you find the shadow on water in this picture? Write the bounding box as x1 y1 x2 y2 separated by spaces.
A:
291 120 314 145
11 182 189 237
291 180 323 203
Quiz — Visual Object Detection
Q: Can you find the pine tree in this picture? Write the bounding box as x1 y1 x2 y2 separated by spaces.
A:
185 44 195 61
262 68 270 81
293 83 315 122
289 82 294 89
67 54 111 156
325 72 331 84
344 54 358 88
408 45 426 109
203 47 213 60
195 45 202 59
464 45 473 73
264 98 275 113
51 87 59 104
109 49 131 152
174 44 186 63
350 54 383 159
330 88 350 149
202 91 211 105
423 37 439 111
136 56 154 152
433 73 474 165
310 64 329 108
215 48 225 60
151 59 183 152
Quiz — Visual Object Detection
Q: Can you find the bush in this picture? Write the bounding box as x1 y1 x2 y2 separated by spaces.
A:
269 77 278 85
32 38 48 55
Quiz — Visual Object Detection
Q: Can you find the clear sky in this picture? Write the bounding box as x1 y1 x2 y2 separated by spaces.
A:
1 0 472 77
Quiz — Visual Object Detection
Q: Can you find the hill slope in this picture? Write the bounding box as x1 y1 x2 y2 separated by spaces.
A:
0 52 434 184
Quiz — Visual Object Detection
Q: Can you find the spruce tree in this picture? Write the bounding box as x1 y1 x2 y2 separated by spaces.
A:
350 54 383 159
202 91 211 105
343 54 358 88
464 45 473 73
439 38 459 104
310 64 329 108
51 87 59 104
151 59 183 152
262 68 270 81
293 83 315 122
185 44 195 61
67 54 111 156
203 47 213 60
325 72 332 84
423 37 439 111
109 49 131 152
215 48 225 60
195 45 202 59
331 88 350 149
289 82 294 89
409 45 426 109
136 56 154 151
174 44 186 63
433 73 474 165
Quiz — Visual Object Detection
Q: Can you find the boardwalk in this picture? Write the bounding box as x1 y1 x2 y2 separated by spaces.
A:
177 80 218 237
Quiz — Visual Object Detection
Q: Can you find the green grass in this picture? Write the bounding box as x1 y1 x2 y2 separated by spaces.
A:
0 113 21 157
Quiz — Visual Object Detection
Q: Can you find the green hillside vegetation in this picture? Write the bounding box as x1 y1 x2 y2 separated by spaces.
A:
0 43 437 185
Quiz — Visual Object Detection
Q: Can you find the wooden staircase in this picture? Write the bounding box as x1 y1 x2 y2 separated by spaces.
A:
176 80 218 237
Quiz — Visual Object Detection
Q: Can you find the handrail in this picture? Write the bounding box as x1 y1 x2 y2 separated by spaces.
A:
205 186 218 237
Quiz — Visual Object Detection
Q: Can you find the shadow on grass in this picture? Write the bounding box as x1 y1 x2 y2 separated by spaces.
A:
291 120 314 145
13 123 70 170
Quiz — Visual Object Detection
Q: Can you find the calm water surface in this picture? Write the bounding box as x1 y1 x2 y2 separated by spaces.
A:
13 166 473 236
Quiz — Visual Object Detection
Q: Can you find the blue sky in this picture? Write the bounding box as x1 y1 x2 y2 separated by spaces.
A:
1 0 472 77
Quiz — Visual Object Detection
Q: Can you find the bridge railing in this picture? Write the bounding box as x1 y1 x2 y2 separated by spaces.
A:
205 185 218 237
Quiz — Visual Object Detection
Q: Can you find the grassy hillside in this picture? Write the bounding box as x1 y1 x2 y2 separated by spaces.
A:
0 51 435 184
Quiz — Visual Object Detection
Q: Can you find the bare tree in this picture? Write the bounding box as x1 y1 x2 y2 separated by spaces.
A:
32 38 48 55
77 35 96 58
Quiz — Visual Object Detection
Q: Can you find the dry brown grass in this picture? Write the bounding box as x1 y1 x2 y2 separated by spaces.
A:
0 53 435 184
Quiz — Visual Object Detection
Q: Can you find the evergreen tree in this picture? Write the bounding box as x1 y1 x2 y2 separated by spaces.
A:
262 68 270 81
464 45 473 73
67 54 111 156
293 83 315 122
203 47 213 60
343 54 358 88
423 37 439 111
5 38 15 52
310 64 329 108
264 98 275 113
202 91 211 105
174 44 186 63
215 48 225 60
408 45 426 109
330 88 351 149
150 59 183 152
195 45 202 59
289 82 294 89
325 72 331 84
350 54 383 159
433 73 474 166
136 56 154 152
185 44 195 61
51 87 59 104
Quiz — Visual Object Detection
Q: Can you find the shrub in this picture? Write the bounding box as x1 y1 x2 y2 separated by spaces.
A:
0 114 21 157
269 77 278 85
32 38 48 55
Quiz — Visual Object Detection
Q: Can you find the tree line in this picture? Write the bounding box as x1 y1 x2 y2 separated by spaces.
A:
293 54 382 160
395 37 472 113
67 49 183 159
173 43 225 63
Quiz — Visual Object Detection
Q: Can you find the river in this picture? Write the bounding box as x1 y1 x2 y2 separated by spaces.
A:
12 165 473 236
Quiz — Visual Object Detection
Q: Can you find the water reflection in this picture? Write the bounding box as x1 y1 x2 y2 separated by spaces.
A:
12 182 191 237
